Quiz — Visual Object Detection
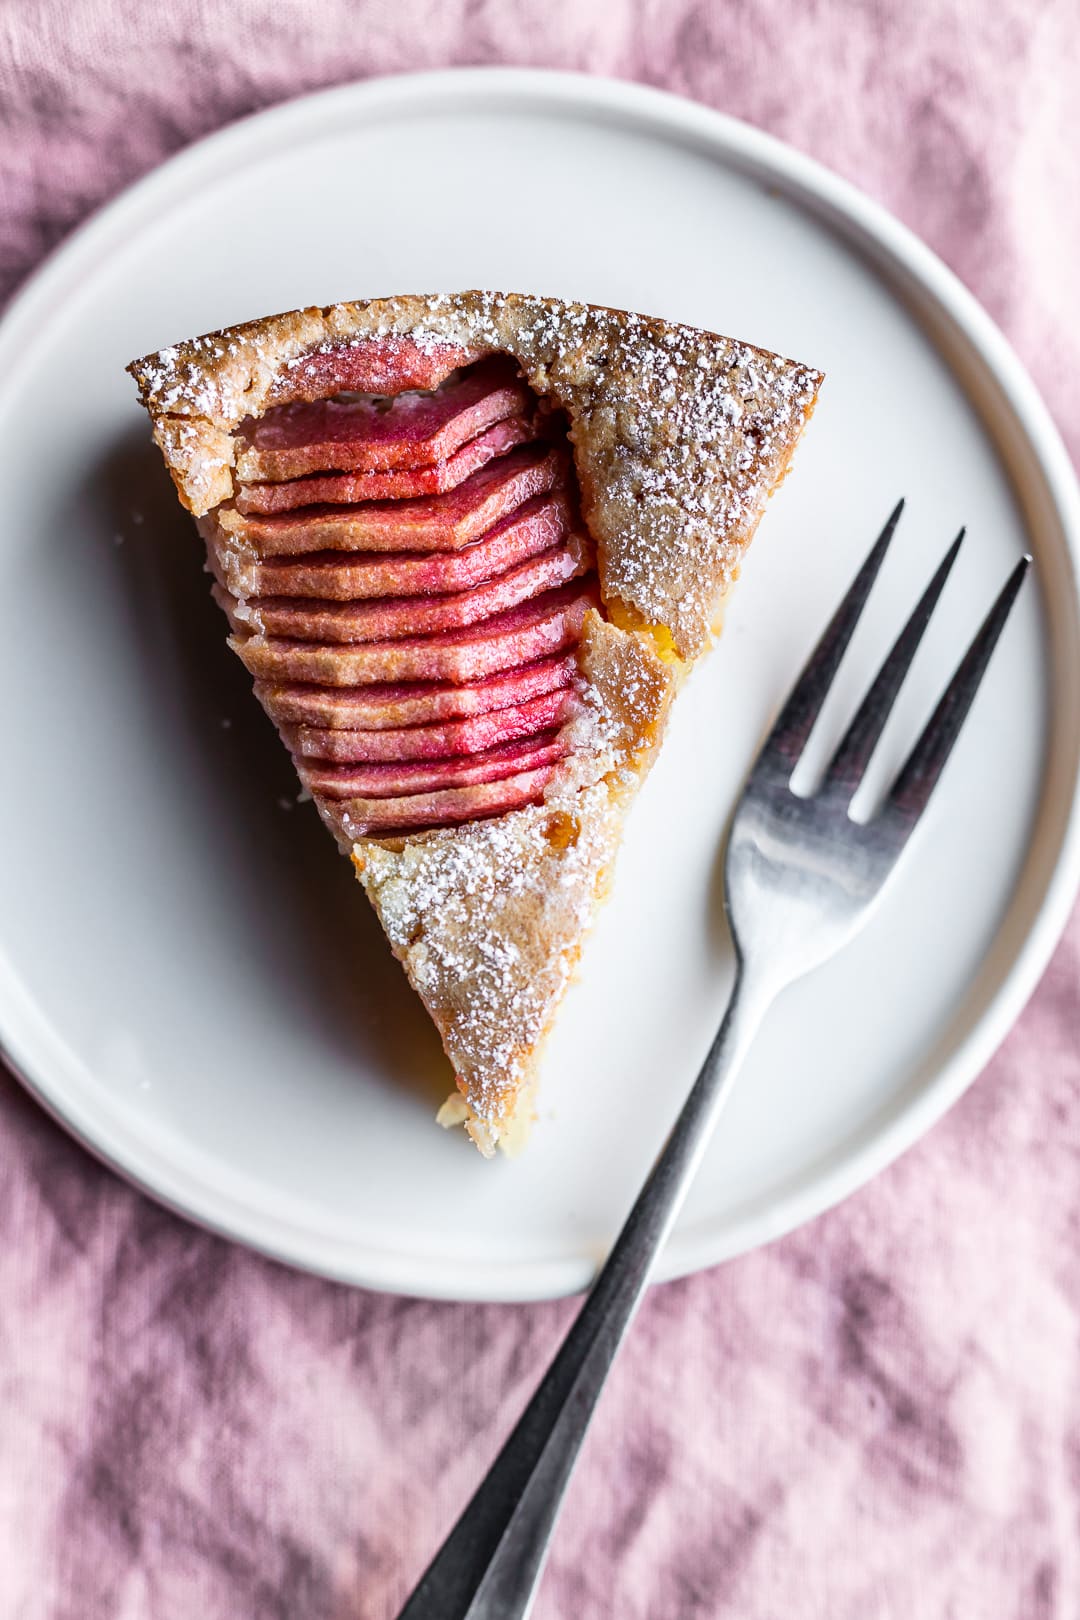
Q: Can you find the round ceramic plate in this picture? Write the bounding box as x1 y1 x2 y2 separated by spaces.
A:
1 70 1078 1301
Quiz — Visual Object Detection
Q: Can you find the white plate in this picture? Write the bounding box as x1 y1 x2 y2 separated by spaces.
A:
1 70 1078 1302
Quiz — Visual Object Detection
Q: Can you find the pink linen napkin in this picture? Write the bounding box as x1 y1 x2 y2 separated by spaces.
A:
2 3 1079 1616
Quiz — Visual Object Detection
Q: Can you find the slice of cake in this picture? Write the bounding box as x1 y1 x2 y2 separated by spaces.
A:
129 292 822 1155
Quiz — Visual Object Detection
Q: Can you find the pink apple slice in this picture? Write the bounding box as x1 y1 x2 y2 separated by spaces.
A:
320 765 560 842
236 415 537 511
208 494 571 602
255 652 577 731
218 444 566 556
301 732 567 799
244 538 586 645
328 769 558 839
265 337 487 410
244 355 524 478
286 687 576 763
227 583 595 686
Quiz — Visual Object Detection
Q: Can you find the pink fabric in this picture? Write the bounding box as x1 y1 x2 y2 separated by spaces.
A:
2 4 1079 1615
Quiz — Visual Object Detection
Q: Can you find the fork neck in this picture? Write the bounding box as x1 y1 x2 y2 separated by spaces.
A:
650 954 775 1216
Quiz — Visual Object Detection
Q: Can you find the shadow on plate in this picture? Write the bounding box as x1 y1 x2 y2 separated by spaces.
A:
82 426 450 1113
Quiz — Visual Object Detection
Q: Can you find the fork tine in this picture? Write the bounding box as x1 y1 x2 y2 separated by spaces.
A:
824 530 964 798
882 555 1030 831
754 499 904 778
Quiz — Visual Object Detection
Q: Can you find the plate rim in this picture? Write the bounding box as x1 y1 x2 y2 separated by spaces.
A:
2 65 1079 1301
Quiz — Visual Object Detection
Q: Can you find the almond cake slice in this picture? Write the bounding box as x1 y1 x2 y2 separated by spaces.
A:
129 291 822 1156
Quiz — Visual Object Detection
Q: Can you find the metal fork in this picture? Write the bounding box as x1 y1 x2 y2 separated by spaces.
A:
394 502 1030 1620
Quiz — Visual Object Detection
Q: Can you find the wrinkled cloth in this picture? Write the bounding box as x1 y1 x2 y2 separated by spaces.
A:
2 4 1079 1616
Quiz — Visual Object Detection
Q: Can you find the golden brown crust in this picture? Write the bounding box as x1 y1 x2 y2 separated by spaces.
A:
128 291 821 659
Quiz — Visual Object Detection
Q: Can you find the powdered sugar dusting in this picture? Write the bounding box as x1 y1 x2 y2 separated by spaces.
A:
358 783 620 1131
137 331 250 416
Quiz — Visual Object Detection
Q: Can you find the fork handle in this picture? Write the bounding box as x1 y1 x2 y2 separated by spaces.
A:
395 960 772 1620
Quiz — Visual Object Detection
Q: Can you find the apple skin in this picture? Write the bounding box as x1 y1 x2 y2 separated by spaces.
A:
240 355 525 478
285 686 576 764
221 445 567 555
264 337 490 412
236 415 537 511
300 730 567 800
226 583 595 687
216 352 597 835
244 537 587 645
212 492 570 602
319 764 564 840
255 650 577 732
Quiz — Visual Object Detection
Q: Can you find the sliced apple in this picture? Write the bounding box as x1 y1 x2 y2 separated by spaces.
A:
201 349 594 841
227 583 595 687
243 355 525 479
286 687 575 763
255 651 577 731
242 538 586 644
265 337 487 410
236 415 538 512
300 730 567 800
217 444 566 556
320 765 561 842
206 493 571 603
